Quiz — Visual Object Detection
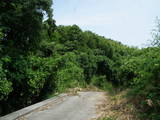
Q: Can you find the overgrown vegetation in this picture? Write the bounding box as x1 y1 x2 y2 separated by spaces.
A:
96 90 140 120
0 0 160 119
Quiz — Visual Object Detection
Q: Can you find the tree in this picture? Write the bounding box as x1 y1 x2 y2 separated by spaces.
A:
152 18 160 47
0 0 53 54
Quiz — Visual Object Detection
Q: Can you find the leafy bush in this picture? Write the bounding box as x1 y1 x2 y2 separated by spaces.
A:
91 75 113 91
56 62 85 92
0 55 50 114
0 61 12 101
118 57 142 86
131 50 160 119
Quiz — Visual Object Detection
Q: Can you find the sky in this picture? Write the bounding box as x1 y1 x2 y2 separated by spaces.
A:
53 0 160 47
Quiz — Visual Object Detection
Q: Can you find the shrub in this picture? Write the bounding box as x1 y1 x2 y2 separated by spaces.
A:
56 62 85 92
0 61 12 101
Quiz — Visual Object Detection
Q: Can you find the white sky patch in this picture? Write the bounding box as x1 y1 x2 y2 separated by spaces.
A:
56 15 114 26
56 11 131 26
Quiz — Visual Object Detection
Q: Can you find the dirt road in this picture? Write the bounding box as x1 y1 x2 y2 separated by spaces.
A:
18 92 105 120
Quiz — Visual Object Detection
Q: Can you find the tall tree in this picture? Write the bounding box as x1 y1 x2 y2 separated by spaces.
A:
152 18 160 47
0 0 53 55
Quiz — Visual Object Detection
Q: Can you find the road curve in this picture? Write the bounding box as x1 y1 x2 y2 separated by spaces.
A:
18 92 104 120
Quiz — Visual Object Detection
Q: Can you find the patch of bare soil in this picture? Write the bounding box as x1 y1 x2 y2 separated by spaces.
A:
94 90 139 120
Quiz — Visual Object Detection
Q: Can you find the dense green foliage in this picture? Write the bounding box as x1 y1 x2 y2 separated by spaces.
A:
124 48 160 119
0 0 54 114
0 1 160 119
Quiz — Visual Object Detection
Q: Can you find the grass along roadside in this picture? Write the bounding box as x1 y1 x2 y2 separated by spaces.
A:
95 89 140 120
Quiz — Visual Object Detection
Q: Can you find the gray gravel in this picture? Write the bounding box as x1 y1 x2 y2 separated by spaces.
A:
22 92 104 120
